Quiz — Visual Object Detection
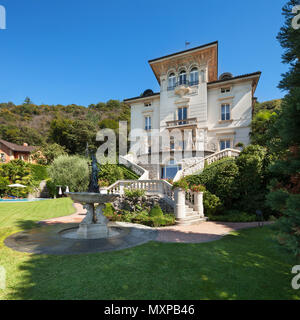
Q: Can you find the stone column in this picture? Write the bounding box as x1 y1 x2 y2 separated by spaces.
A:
174 188 186 221
194 192 204 217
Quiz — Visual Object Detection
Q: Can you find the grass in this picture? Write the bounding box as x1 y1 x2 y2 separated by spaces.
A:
0 199 299 300
0 198 75 229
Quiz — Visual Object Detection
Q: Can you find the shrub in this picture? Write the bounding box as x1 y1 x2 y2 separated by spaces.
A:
236 144 269 213
47 155 89 192
29 164 48 181
98 164 124 185
0 160 33 197
172 179 189 191
98 180 109 187
31 143 67 165
124 188 145 199
0 176 9 196
186 157 239 209
103 203 114 216
203 191 223 216
46 179 57 197
118 164 139 180
190 184 206 192
149 204 163 217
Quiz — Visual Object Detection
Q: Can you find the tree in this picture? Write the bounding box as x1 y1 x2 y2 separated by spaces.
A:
236 145 270 214
266 0 300 256
31 143 67 165
47 155 89 192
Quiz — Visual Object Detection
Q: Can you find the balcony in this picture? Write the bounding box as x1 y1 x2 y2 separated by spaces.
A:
167 80 199 91
166 117 198 128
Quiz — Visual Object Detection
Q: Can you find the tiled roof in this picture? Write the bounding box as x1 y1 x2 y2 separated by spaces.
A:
124 92 160 102
0 139 37 153
208 71 261 85
148 41 218 63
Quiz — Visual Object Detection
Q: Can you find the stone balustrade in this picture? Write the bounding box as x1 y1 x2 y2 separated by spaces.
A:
104 179 205 225
175 148 241 180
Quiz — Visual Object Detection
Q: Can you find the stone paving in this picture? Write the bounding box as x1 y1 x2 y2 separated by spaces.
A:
40 203 273 244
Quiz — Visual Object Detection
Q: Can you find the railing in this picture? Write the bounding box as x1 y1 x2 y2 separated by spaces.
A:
166 117 198 127
106 179 175 206
119 155 149 180
173 148 241 181
167 80 199 91
204 148 240 166
185 189 195 207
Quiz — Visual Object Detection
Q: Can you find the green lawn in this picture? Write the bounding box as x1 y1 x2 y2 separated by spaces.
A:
0 199 299 300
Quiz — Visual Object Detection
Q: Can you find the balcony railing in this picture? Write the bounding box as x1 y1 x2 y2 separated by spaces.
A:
167 80 199 91
166 117 198 127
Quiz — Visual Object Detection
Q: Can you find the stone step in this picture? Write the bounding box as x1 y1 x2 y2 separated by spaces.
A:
186 211 199 216
175 216 207 226
185 206 194 214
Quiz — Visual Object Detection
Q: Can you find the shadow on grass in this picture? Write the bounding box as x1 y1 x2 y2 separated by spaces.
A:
3 222 300 300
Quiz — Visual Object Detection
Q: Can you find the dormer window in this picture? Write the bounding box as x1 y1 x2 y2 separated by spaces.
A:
168 73 176 90
190 67 199 85
221 87 231 93
144 102 152 107
179 70 187 85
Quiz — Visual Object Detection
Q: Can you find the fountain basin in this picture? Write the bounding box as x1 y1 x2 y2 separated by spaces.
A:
65 192 118 204
60 226 122 239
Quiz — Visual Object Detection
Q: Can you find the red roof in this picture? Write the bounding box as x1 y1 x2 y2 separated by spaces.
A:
0 139 37 153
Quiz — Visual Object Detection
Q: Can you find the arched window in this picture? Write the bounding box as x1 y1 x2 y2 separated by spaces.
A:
168 73 176 90
190 67 199 85
179 70 187 85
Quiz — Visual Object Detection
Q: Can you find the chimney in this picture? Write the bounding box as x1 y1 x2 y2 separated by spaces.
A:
23 143 28 147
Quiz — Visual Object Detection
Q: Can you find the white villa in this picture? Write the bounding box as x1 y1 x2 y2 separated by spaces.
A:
123 41 261 181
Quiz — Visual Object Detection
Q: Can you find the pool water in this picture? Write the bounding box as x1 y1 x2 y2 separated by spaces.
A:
0 198 49 203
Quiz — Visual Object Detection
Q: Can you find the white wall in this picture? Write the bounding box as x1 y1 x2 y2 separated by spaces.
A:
207 81 252 150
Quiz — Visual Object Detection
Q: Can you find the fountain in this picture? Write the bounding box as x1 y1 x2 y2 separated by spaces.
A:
4 152 157 255
65 153 118 239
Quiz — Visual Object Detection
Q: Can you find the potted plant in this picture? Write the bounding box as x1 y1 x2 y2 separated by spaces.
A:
190 184 206 193
172 179 189 191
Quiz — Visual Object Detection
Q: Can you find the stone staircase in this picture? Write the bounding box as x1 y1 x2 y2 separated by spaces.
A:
175 204 207 225
173 148 241 181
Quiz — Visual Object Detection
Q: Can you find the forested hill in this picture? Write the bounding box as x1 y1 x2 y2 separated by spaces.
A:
0 98 130 154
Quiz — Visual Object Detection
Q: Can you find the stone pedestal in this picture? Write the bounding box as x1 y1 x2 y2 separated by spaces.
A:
194 192 204 217
77 203 109 239
174 188 186 221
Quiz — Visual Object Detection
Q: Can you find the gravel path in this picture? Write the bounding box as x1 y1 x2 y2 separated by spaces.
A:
39 203 272 244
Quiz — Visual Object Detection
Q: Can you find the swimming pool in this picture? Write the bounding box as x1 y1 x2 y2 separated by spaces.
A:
0 198 49 203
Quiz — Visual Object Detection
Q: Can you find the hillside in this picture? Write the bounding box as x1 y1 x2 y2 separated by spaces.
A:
0 98 130 154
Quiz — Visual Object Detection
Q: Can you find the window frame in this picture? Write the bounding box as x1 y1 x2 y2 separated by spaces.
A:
144 116 151 131
221 87 231 93
221 103 231 121
219 139 231 151
168 73 176 90
179 70 187 85
189 67 199 86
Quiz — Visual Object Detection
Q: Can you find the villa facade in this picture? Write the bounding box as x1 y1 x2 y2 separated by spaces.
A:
124 41 261 180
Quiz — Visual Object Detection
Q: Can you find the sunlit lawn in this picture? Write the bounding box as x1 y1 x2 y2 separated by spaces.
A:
0 198 299 300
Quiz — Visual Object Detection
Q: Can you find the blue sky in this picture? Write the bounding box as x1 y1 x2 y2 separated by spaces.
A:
0 0 288 106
